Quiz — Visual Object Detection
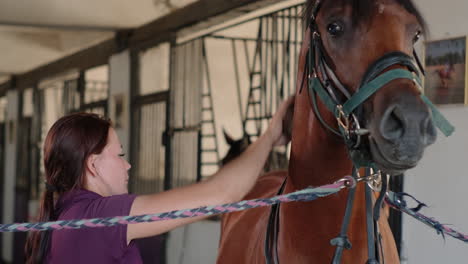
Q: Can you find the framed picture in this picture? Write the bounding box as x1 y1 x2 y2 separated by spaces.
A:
424 36 467 105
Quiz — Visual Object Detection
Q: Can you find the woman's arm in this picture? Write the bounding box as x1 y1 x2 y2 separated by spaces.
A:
127 96 294 242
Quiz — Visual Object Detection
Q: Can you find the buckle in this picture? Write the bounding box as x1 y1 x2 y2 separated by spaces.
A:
336 105 350 134
356 169 383 192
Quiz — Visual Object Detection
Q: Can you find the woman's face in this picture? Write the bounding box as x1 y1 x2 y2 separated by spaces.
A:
93 128 131 195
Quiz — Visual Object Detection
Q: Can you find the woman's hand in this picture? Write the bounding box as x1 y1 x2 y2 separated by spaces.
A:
266 96 295 147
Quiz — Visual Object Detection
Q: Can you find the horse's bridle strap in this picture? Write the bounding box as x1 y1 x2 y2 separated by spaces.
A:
311 68 454 137
341 69 421 116
421 95 454 136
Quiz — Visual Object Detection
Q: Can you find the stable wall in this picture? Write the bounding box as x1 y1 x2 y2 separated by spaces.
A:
402 1 468 263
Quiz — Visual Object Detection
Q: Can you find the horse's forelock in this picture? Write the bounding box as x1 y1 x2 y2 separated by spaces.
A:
303 0 427 34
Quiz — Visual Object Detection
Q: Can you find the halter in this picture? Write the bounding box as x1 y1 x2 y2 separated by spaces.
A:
264 1 454 263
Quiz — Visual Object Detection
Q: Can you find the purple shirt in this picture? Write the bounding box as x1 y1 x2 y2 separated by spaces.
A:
47 189 142 263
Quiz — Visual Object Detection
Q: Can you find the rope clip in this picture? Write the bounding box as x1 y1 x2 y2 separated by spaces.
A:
356 169 383 192
335 176 357 189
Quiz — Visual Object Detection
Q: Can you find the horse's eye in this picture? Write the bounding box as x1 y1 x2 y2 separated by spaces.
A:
327 22 344 37
413 30 422 43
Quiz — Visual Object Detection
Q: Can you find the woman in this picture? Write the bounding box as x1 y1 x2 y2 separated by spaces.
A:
25 97 294 263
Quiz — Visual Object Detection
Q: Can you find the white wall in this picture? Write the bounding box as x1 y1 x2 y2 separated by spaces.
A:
415 0 467 40
2 90 18 262
401 1 468 263
167 221 221 264
403 107 468 263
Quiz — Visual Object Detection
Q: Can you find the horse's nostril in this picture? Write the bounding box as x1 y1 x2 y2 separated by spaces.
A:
422 116 437 146
380 106 405 142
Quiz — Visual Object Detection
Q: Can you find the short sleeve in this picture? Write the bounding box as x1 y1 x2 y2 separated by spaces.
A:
85 193 137 251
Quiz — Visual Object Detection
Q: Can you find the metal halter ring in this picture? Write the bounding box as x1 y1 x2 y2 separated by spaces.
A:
335 176 357 189
312 31 321 40
356 170 383 192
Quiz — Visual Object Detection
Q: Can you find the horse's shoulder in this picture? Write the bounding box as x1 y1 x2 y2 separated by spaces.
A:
218 170 288 262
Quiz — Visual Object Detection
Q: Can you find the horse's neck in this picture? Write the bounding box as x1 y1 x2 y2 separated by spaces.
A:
286 90 353 191
285 29 353 190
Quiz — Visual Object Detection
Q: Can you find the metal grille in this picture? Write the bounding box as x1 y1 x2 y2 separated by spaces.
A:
84 80 108 104
130 101 167 194
242 4 304 138
199 39 221 178
170 39 203 187
62 79 81 114
79 80 108 116
176 3 304 175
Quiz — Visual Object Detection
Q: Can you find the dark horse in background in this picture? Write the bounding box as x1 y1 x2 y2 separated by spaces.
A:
218 0 436 263
221 130 289 172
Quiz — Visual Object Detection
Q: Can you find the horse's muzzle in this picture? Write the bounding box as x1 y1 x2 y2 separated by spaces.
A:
370 89 437 174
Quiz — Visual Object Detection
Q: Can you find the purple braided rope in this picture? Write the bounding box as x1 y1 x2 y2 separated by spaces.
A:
0 178 351 233
385 191 468 243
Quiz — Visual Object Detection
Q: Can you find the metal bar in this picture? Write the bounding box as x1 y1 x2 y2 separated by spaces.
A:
268 15 302 20
231 39 244 123
208 35 301 45
202 39 221 162
196 131 202 182
244 19 261 135
294 6 298 91
168 125 201 133
282 9 287 101
202 162 219 166
132 91 169 106
243 40 252 75
77 71 85 110
287 7 292 97
261 16 269 133
182 44 188 128
80 100 107 111
0 20 124 32
272 13 278 115
278 9 287 104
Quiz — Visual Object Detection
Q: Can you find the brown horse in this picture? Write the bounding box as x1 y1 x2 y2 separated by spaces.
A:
217 0 437 263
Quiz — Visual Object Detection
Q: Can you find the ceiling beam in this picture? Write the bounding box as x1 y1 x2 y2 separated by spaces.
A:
0 20 126 32
129 0 267 46
10 0 269 93
15 38 120 90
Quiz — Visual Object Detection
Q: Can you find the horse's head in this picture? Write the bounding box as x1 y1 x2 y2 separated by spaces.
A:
221 130 252 166
303 0 437 174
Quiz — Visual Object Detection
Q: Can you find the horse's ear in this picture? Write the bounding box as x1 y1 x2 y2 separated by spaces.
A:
241 135 251 146
223 128 235 145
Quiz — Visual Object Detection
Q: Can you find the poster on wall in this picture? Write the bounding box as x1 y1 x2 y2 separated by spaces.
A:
424 36 467 105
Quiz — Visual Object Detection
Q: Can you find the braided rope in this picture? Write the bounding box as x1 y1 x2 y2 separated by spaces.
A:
385 191 468 243
0 179 350 233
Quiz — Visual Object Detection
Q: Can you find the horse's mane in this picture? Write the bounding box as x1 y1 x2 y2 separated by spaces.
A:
303 0 427 34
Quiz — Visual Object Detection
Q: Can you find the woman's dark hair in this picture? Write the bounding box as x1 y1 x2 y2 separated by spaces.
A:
25 113 111 263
